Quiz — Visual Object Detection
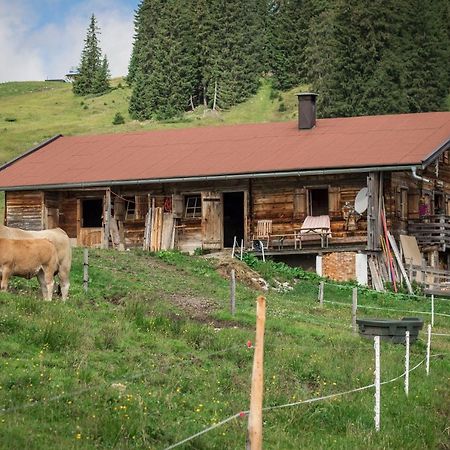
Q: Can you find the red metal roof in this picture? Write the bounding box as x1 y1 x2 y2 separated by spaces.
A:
1 112 449 189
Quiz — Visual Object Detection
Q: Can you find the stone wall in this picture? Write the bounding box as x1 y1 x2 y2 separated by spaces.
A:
322 251 357 282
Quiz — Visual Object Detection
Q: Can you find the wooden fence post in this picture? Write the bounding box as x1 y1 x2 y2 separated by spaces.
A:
404 331 410 396
318 281 324 307
374 335 381 432
247 296 266 450
230 269 236 316
83 248 89 293
103 188 111 249
352 287 358 334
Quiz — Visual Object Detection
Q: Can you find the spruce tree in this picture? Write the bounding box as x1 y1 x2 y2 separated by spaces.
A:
128 0 265 119
73 14 110 96
401 0 449 112
269 0 313 90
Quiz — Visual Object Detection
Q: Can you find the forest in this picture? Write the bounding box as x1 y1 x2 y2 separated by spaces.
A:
127 0 450 120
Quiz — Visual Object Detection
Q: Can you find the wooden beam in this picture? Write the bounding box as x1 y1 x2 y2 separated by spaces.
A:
103 188 111 249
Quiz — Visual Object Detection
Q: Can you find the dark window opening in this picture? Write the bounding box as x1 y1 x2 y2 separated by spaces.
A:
223 192 245 247
309 188 329 216
434 191 445 215
185 195 202 218
82 199 103 228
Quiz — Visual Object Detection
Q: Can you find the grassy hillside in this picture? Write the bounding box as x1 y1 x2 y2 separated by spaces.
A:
0 249 449 449
0 78 300 165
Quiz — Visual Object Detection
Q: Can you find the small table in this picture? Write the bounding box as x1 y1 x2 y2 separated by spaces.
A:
294 227 331 249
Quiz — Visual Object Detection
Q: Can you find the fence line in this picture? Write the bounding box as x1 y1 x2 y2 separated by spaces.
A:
163 352 444 450
323 300 450 318
164 412 244 450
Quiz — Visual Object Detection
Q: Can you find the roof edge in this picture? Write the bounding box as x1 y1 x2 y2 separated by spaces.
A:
421 137 450 169
0 164 417 192
0 134 63 173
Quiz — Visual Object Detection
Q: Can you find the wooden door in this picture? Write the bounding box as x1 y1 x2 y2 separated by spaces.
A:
202 191 223 250
46 207 59 229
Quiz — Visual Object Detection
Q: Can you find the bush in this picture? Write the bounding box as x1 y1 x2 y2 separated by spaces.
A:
278 102 287 112
112 112 125 125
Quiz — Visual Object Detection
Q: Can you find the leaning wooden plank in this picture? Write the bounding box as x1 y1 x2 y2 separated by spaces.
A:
161 213 174 250
368 257 384 292
110 217 121 249
387 232 413 294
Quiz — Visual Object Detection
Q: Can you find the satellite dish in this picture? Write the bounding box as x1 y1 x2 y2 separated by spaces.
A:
354 187 368 214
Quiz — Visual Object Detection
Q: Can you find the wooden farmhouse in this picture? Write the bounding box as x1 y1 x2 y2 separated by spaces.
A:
0 94 449 287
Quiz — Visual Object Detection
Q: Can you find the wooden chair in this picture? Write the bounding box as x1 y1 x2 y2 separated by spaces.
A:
253 219 272 250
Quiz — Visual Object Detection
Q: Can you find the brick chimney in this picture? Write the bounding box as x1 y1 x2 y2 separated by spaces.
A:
297 93 318 130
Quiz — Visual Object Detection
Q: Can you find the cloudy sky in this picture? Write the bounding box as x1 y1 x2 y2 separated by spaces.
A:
0 0 140 82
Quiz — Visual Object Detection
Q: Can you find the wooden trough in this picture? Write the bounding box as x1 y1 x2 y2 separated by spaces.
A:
356 317 424 344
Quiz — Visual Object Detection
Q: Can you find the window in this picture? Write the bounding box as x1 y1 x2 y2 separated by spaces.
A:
185 195 202 218
82 199 103 227
434 191 445 215
124 196 136 220
308 188 329 216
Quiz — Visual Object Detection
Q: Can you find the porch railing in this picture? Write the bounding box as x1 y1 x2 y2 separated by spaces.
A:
406 263 450 294
408 215 450 251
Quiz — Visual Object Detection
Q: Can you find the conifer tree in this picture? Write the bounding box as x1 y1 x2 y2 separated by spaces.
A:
269 0 313 90
73 14 110 96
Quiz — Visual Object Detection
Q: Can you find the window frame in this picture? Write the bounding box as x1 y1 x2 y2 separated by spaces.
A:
184 194 202 218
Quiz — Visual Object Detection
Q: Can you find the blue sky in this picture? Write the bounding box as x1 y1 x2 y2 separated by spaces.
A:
0 0 140 82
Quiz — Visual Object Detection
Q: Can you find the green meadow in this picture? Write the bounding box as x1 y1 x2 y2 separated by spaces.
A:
0 249 449 449
0 78 300 165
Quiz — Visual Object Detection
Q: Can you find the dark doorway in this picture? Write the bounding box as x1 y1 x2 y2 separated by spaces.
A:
223 192 245 247
309 188 329 216
82 199 103 227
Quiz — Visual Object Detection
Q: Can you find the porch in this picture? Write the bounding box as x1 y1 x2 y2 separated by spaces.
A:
408 215 450 252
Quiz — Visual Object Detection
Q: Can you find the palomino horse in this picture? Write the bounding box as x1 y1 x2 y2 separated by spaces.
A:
0 225 71 300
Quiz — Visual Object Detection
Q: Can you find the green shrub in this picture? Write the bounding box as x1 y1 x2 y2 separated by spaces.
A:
112 112 125 125
278 102 286 112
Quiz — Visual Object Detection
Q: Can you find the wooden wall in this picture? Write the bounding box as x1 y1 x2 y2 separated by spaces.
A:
251 174 368 241
386 150 450 237
5 191 44 230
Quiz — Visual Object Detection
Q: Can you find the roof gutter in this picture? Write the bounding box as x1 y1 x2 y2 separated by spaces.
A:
0 164 417 192
411 166 430 183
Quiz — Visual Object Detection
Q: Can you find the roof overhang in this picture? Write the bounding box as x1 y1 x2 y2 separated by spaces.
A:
421 136 450 169
0 163 418 191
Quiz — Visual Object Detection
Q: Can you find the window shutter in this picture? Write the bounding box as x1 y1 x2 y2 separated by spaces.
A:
135 195 148 220
172 195 183 218
328 187 340 218
294 188 307 220
407 192 419 219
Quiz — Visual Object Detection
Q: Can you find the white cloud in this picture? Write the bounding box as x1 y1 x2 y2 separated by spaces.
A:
0 0 135 82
